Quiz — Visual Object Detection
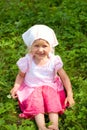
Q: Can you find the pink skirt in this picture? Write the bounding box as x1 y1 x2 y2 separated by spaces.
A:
17 78 67 119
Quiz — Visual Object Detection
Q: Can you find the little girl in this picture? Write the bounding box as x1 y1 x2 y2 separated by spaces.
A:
10 25 75 130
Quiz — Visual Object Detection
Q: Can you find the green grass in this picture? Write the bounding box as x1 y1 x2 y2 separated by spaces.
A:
0 0 87 129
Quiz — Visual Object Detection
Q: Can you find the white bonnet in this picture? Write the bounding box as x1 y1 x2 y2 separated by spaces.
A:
22 24 59 47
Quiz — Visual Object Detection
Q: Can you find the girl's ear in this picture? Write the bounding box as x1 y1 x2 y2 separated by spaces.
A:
50 47 55 54
27 46 32 54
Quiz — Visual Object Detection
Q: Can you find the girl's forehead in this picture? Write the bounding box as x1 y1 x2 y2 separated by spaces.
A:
32 39 50 45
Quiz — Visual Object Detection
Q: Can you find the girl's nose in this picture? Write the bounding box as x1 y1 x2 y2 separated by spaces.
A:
38 47 43 52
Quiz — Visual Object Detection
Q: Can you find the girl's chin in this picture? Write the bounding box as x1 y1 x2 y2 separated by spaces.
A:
34 56 46 61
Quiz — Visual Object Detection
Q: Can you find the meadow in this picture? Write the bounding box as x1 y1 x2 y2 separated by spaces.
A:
0 0 87 129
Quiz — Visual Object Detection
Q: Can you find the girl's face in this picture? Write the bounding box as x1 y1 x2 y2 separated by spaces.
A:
31 39 51 60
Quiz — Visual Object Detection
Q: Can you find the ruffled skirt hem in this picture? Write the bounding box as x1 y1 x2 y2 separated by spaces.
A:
17 84 67 119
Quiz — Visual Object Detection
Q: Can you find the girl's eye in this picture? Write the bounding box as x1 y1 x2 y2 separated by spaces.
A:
34 45 39 47
42 45 47 48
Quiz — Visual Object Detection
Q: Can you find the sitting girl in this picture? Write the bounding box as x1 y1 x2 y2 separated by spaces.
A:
10 24 75 130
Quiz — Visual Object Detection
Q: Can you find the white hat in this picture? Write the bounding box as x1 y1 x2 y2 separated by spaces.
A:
22 24 59 47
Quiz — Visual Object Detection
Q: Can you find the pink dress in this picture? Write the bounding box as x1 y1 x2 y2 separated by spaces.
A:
16 53 67 119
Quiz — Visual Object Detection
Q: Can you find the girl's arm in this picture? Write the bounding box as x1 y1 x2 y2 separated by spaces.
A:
10 71 25 99
57 68 75 107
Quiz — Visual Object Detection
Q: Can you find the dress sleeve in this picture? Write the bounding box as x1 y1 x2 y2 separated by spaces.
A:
54 55 63 71
16 56 29 73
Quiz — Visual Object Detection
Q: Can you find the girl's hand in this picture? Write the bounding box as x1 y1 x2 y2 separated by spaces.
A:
65 96 75 107
10 88 18 99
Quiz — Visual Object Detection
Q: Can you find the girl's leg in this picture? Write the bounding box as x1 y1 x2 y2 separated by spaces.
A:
35 113 50 130
48 113 59 130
